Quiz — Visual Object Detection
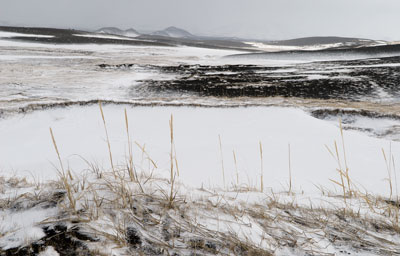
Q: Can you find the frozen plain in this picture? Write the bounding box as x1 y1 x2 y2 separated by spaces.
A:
1 31 400 255
0 31 398 196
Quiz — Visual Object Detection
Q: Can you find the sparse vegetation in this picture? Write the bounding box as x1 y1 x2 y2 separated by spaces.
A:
1 107 400 256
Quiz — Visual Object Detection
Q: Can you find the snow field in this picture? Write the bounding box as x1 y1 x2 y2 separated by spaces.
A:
0 105 397 197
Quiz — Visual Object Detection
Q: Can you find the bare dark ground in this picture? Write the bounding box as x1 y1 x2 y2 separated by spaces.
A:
99 56 400 102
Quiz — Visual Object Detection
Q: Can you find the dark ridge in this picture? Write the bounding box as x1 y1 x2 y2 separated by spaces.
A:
98 63 139 69
0 25 256 51
310 108 400 121
268 36 377 47
0 100 249 119
0 26 172 46
227 43 400 59
0 26 82 36
136 33 255 51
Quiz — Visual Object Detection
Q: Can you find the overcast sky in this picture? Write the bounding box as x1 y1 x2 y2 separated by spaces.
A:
1 0 399 40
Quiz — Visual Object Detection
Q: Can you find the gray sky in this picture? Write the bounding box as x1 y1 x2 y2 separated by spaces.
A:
1 0 399 40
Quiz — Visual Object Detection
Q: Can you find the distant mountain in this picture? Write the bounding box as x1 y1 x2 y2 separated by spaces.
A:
151 26 194 38
96 27 140 37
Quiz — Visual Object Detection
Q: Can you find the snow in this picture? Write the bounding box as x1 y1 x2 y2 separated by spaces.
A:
246 41 387 53
0 105 397 197
1 35 400 254
306 74 331 80
0 39 144 52
0 41 244 115
245 41 353 52
0 38 240 60
38 247 60 256
0 36 398 198
0 55 96 60
73 33 138 41
342 63 400 68
0 31 54 39
0 206 58 250
245 42 302 52
195 211 270 250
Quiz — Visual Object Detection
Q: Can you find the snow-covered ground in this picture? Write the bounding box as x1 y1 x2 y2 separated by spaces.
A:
0 30 398 197
0 105 397 197
0 35 246 115
245 41 346 52
0 31 54 39
1 31 400 255
245 40 387 53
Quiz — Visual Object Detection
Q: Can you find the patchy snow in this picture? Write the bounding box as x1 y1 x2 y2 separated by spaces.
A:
1 35 400 254
306 74 329 80
342 63 400 68
323 113 400 141
246 41 388 53
73 33 138 41
1 162 400 255
0 206 58 250
0 40 253 116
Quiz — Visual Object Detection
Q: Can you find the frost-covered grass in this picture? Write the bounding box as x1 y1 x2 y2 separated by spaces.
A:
1 161 400 255
1 104 400 255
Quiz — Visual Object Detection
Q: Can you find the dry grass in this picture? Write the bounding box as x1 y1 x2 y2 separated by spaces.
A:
219 134 226 189
288 143 292 195
124 108 136 183
1 107 400 255
325 119 355 204
233 149 239 187
167 114 178 208
2 159 400 255
99 101 115 174
259 141 264 193
49 127 76 212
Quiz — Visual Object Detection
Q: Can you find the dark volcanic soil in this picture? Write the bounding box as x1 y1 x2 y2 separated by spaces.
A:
99 55 400 102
